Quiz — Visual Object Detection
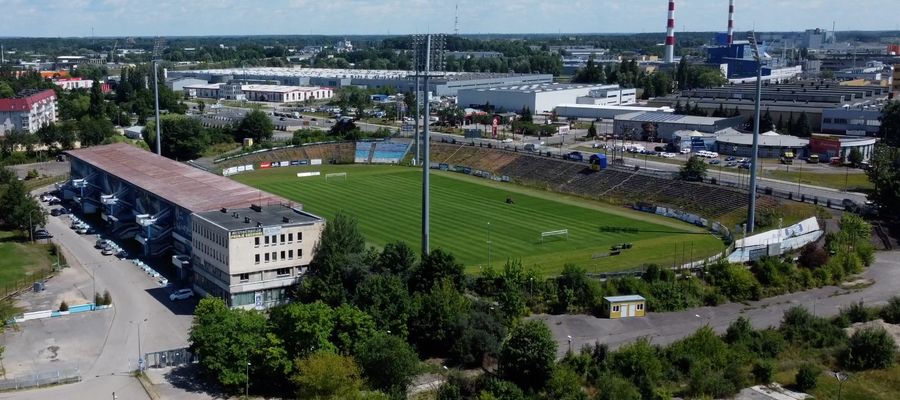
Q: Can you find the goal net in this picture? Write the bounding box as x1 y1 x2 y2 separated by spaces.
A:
540 229 569 244
325 172 348 181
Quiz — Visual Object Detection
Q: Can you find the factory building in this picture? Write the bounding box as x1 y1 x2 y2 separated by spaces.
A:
821 107 882 136
612 111 745 142
808 135 876 163
168 67 553 97
555 104 673 120
63 143 324 309
575 85 637 106
183 83 333 103
648 80 890 132
457 83 629 114
0 89 57 136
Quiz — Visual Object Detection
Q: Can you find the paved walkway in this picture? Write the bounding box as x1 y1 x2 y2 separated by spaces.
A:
538 250 900 356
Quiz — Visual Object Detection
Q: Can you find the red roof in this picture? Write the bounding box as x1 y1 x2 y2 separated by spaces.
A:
66 143 292 213
0 89 57 112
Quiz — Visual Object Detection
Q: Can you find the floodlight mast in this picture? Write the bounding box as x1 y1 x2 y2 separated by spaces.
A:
413 34 445 256
152 37 164 156
747 31 763 233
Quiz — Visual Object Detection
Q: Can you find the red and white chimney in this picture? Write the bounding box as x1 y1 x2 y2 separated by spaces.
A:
727 0 735 45
664 0 676 63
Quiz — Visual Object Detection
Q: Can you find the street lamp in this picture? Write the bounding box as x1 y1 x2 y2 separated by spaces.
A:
566 335 573 353
834 371 848 400
486 222 492 269
246 362 251 396
746 31 765 233
130 318 148 371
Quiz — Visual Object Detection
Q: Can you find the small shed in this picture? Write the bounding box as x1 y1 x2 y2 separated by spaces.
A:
603 295 646 319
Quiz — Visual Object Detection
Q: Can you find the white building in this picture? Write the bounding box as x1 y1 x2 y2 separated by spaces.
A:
191 204 325 310
0 89 57 136
183 83 333 103
52 77 95 90
575 85 637 106
457 83 624 114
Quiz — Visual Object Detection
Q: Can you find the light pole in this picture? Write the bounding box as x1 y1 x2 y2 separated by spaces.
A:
245 362 251 397
566 335 573 353
747 31 764 233
130 318 148 371
487 222 492 269
834 371 848 400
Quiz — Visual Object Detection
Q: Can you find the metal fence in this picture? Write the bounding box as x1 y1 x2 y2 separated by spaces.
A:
0 368 81 392
1 268 54 302
145 347 198 369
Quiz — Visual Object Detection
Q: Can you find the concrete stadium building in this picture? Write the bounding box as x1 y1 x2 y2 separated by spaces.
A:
167 67 553 96
63 143 324 309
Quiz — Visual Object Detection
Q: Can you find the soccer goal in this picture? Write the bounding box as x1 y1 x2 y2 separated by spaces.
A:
325 172 348 181
540 229 569 244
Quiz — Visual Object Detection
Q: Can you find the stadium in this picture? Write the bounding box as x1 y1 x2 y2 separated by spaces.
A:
214 140 792 275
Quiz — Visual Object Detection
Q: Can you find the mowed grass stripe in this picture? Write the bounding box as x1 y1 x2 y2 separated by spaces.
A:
234 165 724 275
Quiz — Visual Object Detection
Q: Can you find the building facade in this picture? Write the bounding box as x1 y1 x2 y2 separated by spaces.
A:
821 108 882 136
612 111 745 141
457 83 620 114
0 89 57 136
192 205 323 309
575 85 637 106
183 83 333 103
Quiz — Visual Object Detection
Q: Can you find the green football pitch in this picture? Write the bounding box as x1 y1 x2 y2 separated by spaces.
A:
234 165 725 276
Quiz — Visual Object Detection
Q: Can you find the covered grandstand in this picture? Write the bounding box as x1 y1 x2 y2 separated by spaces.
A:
64 143 290 261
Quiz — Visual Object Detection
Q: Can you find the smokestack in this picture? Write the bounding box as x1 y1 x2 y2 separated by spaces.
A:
665 0 676 63
727 0 735 45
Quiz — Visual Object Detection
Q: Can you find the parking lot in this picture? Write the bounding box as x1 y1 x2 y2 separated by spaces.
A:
1 188 198 399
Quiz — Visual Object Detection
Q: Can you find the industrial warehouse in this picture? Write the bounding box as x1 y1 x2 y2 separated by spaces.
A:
62 143 325 309
166 67 554 96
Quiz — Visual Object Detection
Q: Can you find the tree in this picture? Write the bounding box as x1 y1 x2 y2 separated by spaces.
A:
696 70 727 88
595 375 641 400
842 326 897 370
355 274 411 337
449 310 507 367
234 109 274 143
409 279 470 356
0 82 14 98
499 320 557 392
330 304 376 355
374 241 417 276
188 298 278 391
354 333 420 396
89 79 105 119
519 106 533 123
409 248 465 293
880 296 900 324
795 364 821 391
848 147 863 167
269 301 337 358
879 100 900 146
752 360 774 384
197 99 206 114
292 351 363 400
587 122 597 139
145 115 211 160
300 211 366 305
679 156 708 182
76 117 116 146
546 365 588 400
0 179 45 232
609 338 663 398
867 144 900 218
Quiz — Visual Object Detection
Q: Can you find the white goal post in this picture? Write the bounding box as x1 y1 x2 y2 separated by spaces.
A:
325 172 348 181
540 229 569 244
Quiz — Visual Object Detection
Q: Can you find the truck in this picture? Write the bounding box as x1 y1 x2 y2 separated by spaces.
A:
807 154 820 164
780 151 794 165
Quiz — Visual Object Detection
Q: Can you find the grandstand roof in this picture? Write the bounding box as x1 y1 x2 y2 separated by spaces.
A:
66 143 290 213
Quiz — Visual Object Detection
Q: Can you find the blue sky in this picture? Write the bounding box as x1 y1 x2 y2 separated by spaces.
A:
0 0 896 37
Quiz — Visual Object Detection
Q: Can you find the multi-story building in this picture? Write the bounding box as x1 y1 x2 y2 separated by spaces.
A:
0 89 57 135
183 83 333 103
191 204 323 309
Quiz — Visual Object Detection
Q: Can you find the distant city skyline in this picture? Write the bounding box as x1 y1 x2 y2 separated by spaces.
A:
0 0 897 38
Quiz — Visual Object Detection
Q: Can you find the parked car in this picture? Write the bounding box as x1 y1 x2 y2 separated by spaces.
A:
115 250 130 259
33 229 53 239
95 239 109 249
48 198 62 205
50 209 61 217
169 288 195 301
101 248 115 256
725 156 736 161
709 159 721 165
565 151 583 162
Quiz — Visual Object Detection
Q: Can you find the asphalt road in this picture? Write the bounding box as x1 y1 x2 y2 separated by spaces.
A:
0 189 197 399
538 250 900 357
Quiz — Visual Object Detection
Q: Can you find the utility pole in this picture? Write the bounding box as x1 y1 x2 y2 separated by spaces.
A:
747 32 763 233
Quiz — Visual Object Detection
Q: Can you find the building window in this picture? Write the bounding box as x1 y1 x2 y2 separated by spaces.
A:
288 250 293 259
264 236 269 245
281 250 286 260
265 253 270 262
276 267 291 277
255 237 260 247
288 233 293 243
612 305 620 312
298 232 303 242
239 273 249 283
298 248 303 258
280 234 285 243
637 303 644 310
255 254 260 264
271 251 277 261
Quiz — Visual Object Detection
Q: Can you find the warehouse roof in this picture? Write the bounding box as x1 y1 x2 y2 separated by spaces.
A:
615 111 734 125
66 143 289 212
242 84 325 93
466 83 612 94
716 132 809 147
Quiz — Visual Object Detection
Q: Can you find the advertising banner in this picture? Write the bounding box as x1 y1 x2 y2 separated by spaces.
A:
260 162 272 169
310 159 323 165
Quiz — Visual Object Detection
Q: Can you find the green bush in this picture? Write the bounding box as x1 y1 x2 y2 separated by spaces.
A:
842 326 897 370
794 364 821 392
880 296 900 324
59 300 69 312
780 306 846 348
94 292 103 306
102 290 112 306
752 360 774 384
840 301 872 324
